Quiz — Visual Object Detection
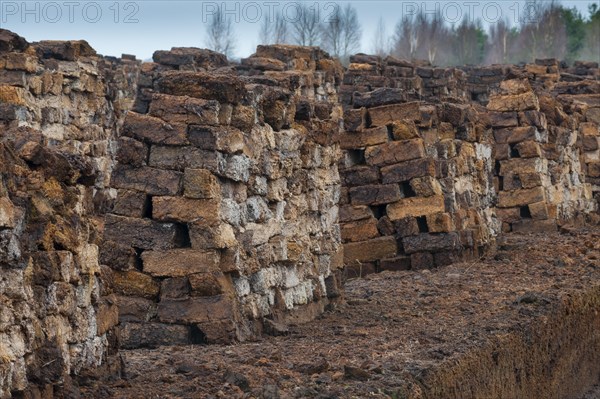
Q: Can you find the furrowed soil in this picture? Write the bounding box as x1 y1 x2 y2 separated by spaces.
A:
82 226 600 399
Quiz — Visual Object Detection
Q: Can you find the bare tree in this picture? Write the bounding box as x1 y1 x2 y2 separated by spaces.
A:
580 3 600 62
259 11 288 44
321 4 362 63
340 4 362 59
515 0 567 61
372 16 388 56
392 14 419 60
452 18 486 65
392 10 449 65
273 12 289 44
259 15 271 45
423 11 447 64
205 8 236 57
291 3 321 46
486 18 513 64
321 6 343 56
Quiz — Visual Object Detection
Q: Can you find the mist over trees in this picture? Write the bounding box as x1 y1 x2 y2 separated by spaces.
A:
392 11 450 64
453 19 487 65
485 19 515 64
386 1 599 66
565 2 599 62
514 1 568 61
506 2 599 64
387 1 600 66
253 1 598 66
371 17 389 56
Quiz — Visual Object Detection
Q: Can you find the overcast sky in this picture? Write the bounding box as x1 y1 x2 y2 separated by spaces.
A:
1 0 596 60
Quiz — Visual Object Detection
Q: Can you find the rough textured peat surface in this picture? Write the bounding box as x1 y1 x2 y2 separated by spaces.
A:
103 44 345 348
1 27 600 397
82 227 600 399
339 54 599 277
0 31 138 397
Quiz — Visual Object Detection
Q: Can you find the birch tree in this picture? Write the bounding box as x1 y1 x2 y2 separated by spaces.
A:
372 17 388 56
392 10 449 64
486 19 514 64
452 18 487 65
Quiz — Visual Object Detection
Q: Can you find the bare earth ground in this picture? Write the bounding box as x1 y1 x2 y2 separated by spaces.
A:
82 227 600 399
582 385 600 399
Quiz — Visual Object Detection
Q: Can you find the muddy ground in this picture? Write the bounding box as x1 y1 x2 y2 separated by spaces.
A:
81 226 600 399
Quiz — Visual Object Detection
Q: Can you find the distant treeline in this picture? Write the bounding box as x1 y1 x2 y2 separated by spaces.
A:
386 2 599 66
205 1 599 66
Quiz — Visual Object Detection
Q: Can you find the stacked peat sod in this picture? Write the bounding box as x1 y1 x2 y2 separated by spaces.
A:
0 31 139 397
131 47 230 115
462 64 511 104
339 54 599 276
562 60 600 80
102 45 344 347
536 60 599 222
489 64 597 233
463 58 598 221
551 62 600 210
340 54 468 106
464 59 569 105
339 55 498 276
0 24 599 395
